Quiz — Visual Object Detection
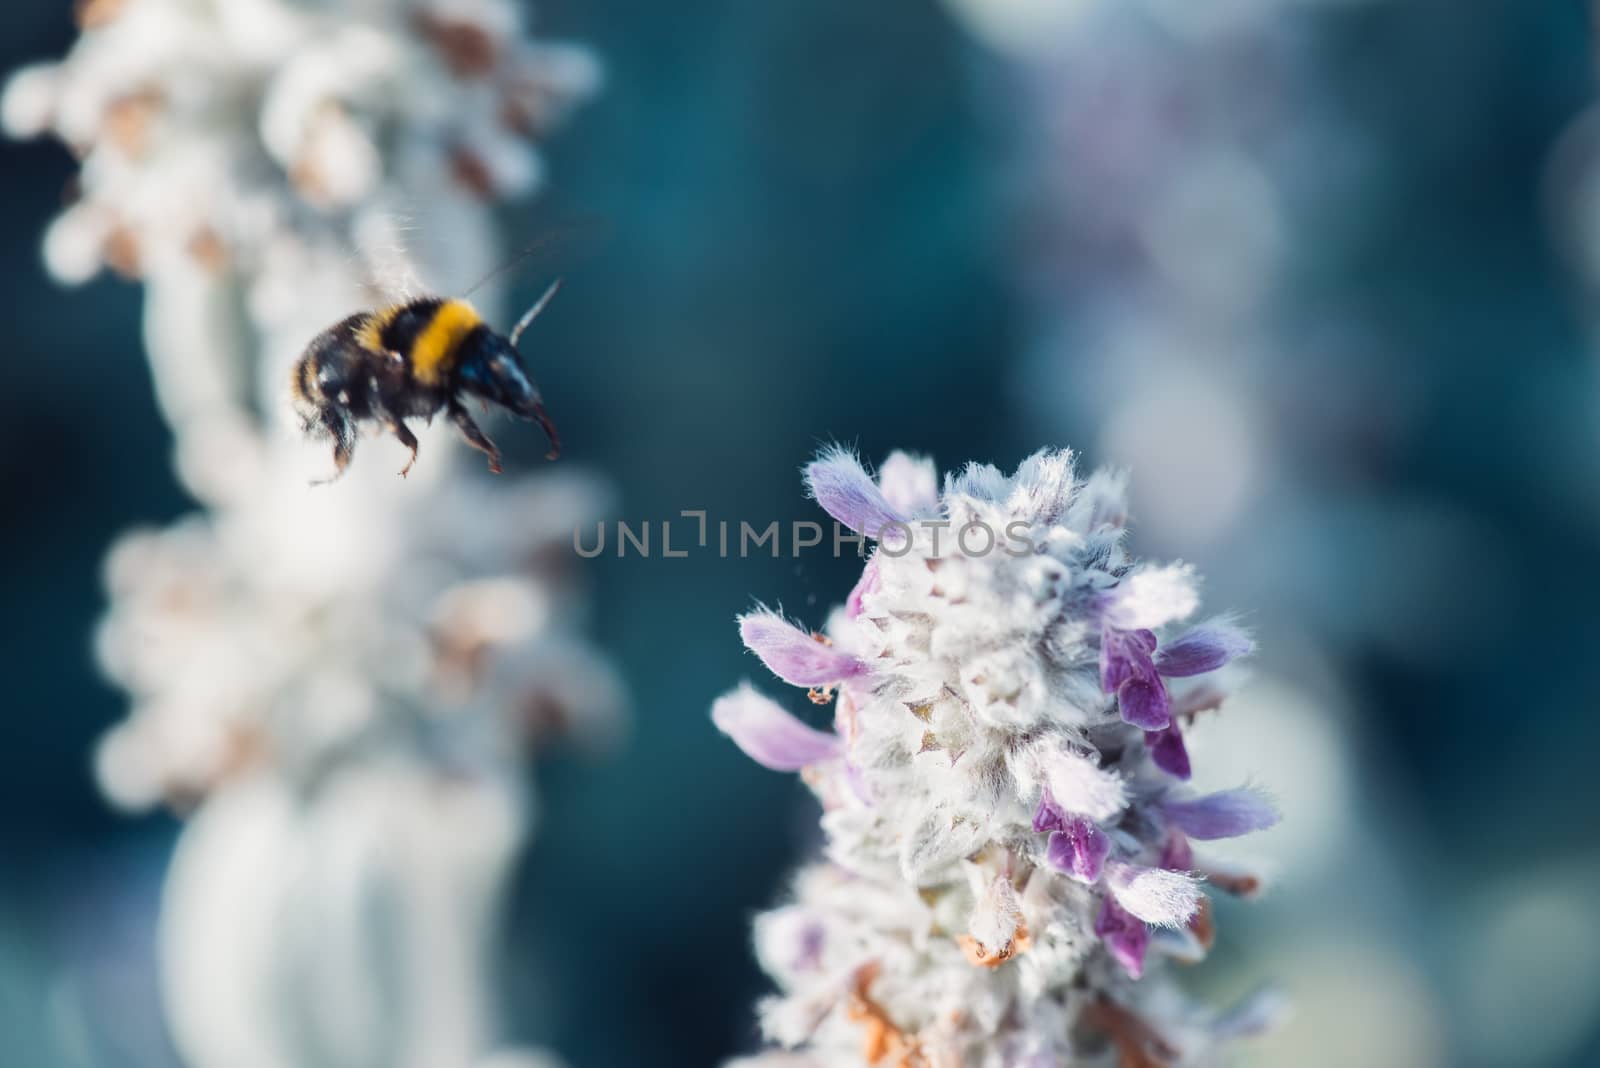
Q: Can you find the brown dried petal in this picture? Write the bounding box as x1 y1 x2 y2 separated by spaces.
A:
846 964 925 1067
1083 999 1179 1068
103 226 142 279
76 0 129 31
186 228 228 272
415 14 499 78
450 149 496 199
103 91 162 156
956 919 1031 969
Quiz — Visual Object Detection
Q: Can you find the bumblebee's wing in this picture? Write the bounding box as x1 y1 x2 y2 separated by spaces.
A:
461 215 612 301
344 206 609 311
349 206 428 307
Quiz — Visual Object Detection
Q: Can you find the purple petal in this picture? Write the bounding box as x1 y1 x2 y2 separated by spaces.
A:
1145 722 1191 779
1162 788 1280 840
1094 897 1150 979
792 920 827 972
1032 788 1066 833
1100 627 1157 693
1155 621 1254 678
711 685 840 771
757 906 829 976
1046 817 1110 884
1117 677 1171 730
1158 832 1194 872
876 451 939 517
805 447 910 540
740 611 867 686
845 556 881 619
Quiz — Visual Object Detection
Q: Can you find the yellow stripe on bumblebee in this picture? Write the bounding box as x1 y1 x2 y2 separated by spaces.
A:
356 304 401 356
412 299 483 384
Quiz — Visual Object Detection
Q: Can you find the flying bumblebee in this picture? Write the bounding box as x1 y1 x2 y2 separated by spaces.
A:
291 279 563 481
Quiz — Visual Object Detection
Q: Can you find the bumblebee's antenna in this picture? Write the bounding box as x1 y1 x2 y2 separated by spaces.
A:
510 278 562 348
461 215 609 300
462 231 564 299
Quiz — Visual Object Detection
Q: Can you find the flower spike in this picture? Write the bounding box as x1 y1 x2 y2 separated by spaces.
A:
712 448 1277 1064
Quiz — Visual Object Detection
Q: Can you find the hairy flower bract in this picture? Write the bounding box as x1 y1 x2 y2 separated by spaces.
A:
715 447 1280 1067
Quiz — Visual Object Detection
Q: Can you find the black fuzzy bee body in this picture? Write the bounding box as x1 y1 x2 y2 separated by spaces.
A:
291 291 561 481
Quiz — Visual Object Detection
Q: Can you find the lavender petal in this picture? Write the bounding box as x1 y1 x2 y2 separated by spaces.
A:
804 446 910 540
1158 832 1194 872
712 685 840 771
1162 787 1280 840
1146 721 1192 779
1094 897 1150 979
1046 817 1110 884
1032 788 1066 834
844 555 881 619
739 611 867 686
1155 621 1254 678
1099 627 1157 693
876 451 940 517
1117 677 1171 730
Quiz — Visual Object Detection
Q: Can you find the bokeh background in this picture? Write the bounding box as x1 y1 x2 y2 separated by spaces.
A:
3 1 1600 1066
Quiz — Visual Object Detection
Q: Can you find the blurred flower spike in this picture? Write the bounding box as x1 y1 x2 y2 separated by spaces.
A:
715 447 1280 1067
4 4 620 1068
2 0 599 285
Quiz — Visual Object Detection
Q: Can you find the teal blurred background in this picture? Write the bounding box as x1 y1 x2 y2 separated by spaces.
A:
3 1 1600 1066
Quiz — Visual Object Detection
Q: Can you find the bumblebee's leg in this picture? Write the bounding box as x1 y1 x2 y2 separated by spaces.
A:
387 419 420 477
448 401 503 474
311 409 356 484
365 390 420 477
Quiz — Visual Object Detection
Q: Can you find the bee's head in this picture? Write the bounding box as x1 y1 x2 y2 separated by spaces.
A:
457 327 560 459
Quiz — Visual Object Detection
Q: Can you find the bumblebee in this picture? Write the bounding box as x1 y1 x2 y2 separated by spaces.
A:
291 281 562 480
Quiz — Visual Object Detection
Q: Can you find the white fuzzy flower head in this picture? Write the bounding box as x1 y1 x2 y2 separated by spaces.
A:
3 0 596 281
87 467 626 1068
93 469 625 813
716 448 1281 1067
